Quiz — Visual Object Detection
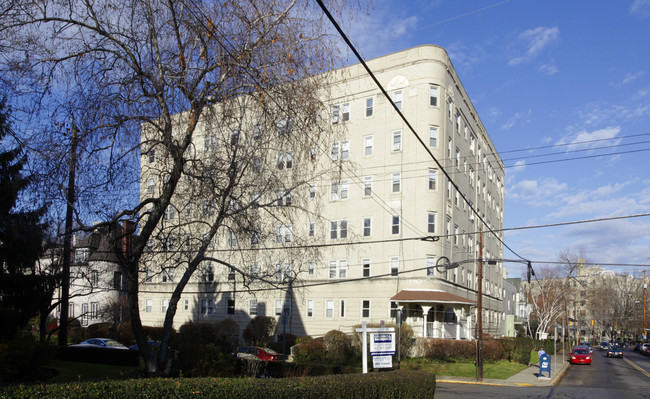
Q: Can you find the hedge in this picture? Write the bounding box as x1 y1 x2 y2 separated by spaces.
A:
1 370 436 399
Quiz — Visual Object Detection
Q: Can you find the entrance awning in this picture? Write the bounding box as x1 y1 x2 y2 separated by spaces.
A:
390 289 476 305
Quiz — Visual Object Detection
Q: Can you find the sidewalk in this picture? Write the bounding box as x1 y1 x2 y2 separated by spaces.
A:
436 356 571 387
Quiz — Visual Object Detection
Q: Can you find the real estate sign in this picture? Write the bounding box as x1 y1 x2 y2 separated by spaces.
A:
369 333 396 356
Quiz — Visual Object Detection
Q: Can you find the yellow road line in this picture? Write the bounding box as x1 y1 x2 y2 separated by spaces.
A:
624 357 650 378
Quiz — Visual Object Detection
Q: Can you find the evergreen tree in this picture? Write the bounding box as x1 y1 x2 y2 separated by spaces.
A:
0 95 47 340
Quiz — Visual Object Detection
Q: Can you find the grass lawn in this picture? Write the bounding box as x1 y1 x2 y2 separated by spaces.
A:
401 358 528 380
43 360 142 383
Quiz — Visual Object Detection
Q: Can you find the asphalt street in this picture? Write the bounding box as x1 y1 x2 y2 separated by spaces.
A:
434 348 650 399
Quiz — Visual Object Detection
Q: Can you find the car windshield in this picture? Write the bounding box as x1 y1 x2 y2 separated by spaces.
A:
105 340 124 347
574 349 588 355
609 346 621 350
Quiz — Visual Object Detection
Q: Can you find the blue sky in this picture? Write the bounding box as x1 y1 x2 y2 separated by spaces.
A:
341 0 650 277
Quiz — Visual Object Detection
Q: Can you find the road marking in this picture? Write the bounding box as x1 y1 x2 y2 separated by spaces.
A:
624 357 650 378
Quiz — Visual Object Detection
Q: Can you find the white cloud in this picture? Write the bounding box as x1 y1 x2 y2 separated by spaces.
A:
620 71 646 86
556 126 621 150
630 0 650 19
500 108 532 130
538 64 558 75
508 26 560 66
508 178 567 202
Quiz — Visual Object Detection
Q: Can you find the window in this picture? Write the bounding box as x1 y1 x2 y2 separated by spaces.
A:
393 90 403 110
330 180 348 200
148 150 155 163
277 118 293 136
331 141 349 161
339 260 347 278
391 215 400 235
227 299 235 315
392 131 402 151
277 151 293 169
341 103 350 122
250 263 259 278
455 147 460 168
330 220 348 239
454 225 459 245
392 173 401 193
427 212 436 233
390 257 399 276
307 299 314 317
469 166 475 187
309 185 317 198
446 216 451 242
145 269 152 283
276 189 292 206
253 124 262 140
427 257 435 276
202 200 215 216
362 259 371 277
390 302 399 318
332 105 340 123
162 299 168 313
326 300 334 318
249 299 258 316
81 304 88 326
164 205 175 221
429 126 438 147
365 97 374 117
204 134 216 152
429 85 439 106
184 299 189 311
275 300 283 316
329 261 337 278
162 267 174 283
428 169 437 190
456 111 461 132
309 222 315 237
276 225 293 243
91 270 98 287
340 300 346 317
363 217 371 237
147 177 155 195
363 176 373 196
230 129 239 145
364 136 373 156
362 300 370 318
308 262 315 276
69 303 74 318
91 302 98 320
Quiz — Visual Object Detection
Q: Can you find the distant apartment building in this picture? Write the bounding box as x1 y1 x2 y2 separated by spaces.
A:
138 45 506 340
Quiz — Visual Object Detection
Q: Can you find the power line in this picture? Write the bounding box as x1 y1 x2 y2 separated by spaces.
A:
315 0 526 263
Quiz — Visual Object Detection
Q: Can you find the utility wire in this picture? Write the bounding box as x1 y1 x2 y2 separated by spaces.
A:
315 0 527 262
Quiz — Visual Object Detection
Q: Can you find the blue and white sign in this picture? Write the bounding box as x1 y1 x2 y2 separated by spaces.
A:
369 333 396 356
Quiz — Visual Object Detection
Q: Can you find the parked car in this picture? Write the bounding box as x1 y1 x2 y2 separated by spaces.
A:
634 343 641 352
236 346 283 362
599 341 609 351
606 345 623 358
640 343 650 355
70 338 129 350
570 347 592 365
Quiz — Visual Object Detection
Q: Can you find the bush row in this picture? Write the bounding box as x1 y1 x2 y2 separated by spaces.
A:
1 370 436 399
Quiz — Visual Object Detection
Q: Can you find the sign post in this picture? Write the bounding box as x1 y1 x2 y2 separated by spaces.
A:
355 321 395 374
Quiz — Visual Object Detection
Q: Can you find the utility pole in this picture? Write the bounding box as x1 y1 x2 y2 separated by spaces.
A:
476 231 483 382
644 270 647 342
58 124 77 347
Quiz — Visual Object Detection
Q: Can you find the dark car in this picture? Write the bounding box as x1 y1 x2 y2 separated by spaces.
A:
570 348 592 365
606 345 623 358
599 341 609 351
236 346 283 362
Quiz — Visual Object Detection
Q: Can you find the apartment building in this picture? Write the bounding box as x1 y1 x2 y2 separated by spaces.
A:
138 45 505 340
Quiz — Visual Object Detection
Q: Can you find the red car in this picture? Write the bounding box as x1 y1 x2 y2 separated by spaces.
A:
236 346 283 362
570 347 592 365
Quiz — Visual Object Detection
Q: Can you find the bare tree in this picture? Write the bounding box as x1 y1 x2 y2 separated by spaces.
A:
2 0 360 375
524 266 567 338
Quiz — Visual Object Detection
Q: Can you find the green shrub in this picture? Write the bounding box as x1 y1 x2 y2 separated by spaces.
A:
294 338 326 362
323 330 352 364
498 337 535 364
424 339 475 360
174 320 240 377
243 316 276 347
1 370 436 398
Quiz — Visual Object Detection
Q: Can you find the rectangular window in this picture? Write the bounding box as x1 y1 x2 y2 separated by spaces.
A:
393 90 403 110
427 212 436 233
277 151 293 169
147 178 155 195
341 103 350 122
429 85 439 107
364 136 373 156
428 169 437 190
363 176 373 196
162 268 174 283
429 126 438 148
454 225 459 245
91 270 99 287
91 302 98 319
390 302 399 318
81 303 88 326
427 257 435 276
309 185 316 198
148 150 155 163
390 257 399 276
340 180 348 199
309 222 315 237
145 269 152 283
230 129 239 145
307 299 314 317
162 299 168 313
204 134 216 152
392 173 401 193
365 97 374 117
330 221 347 240
341 140 350 160
227 299 235 315
362 300 370 318
340 300 346 318
326 300 334 318
249 299 258 316
363 217 371 237
275 300 283 316
330 181 339 200
253 124 261 140
391 215 400 235
332 105 340 123
362 259 370 277
329 261 337 278
339 260 347 278
69 303 74 318
184 299 189 311
392 131 402 151
455 147 460 168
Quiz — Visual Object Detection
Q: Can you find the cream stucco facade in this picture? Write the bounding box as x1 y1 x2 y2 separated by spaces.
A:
138 45 505 340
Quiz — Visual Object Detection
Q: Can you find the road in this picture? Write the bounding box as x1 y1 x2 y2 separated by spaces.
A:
434 348 650 399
